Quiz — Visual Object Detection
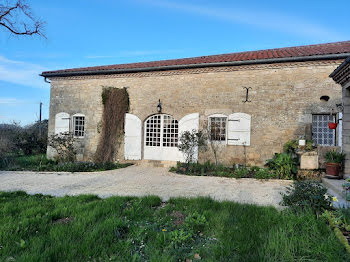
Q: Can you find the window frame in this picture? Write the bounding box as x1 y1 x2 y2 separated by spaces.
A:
144 114 179 148
208 114 228 144
72 113 85 138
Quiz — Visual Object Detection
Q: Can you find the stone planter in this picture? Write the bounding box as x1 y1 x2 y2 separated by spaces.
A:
300 151 318 170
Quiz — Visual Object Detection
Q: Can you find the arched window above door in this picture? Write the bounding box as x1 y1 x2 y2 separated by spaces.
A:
145 114 178 148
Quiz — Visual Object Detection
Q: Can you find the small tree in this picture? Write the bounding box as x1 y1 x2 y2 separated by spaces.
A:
178 130 206 165
48 133 76 162
203 120 225 165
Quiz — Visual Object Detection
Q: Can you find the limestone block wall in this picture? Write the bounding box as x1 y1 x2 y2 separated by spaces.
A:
47 60 343 166
342 82 350 174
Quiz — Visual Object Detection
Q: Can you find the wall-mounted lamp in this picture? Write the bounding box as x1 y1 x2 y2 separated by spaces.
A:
157 99 162 113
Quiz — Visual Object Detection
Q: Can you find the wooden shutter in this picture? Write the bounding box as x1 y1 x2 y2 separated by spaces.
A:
179 113 200 162
55 112 70 134
227 113 251 146
124 113 142 160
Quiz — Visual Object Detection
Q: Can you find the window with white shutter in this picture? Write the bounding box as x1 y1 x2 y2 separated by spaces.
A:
208 114 227 143
72 113 85 138
227 113 251 146
55 112 70 134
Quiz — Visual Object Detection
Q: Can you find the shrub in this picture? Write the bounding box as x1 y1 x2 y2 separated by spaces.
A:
178 130 207 164
266 153 297 179
281 181 333 213
253 167 277 179
171 162 282 179
232 167 249 178
0 120 48 157
48 133 76 162
325 150 346 163
40 161 131 172
283 140 298 155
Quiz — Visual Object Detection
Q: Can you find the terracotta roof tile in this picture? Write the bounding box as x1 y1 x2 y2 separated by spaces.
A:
42 41 350 75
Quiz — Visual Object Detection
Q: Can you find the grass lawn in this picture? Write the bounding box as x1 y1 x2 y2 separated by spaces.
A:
0 192 349 262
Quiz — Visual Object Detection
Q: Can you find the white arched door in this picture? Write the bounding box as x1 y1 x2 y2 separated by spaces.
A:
144 114 181 161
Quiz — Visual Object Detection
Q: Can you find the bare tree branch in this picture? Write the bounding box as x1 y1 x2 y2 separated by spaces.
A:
0 0 45 38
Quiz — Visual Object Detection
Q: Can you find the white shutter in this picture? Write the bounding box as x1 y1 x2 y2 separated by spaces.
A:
179 113 200 162
124 113 142 160
227 113 251 146
55 112 70 134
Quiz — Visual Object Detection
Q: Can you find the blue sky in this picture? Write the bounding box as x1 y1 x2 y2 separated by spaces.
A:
1 0 350 125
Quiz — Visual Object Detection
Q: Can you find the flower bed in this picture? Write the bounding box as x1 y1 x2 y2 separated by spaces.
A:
170 162 279 179
0 154 132 172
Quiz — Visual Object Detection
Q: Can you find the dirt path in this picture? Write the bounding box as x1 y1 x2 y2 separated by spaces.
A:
0 165 292 207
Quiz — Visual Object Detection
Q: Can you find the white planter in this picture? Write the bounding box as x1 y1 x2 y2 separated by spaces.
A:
299 139 306 146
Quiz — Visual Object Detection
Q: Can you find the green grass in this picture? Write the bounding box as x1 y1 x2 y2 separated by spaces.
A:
0 154 131 172
0 192 349 261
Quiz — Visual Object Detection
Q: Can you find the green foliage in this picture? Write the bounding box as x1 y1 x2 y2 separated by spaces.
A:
322 210 350 254
266 153 297 179
0 120 48 158
0 154 131 172
281 181 333 213
325 150 346 163
170 229 193 248
253 167 278 179
0 192 348 261
305 140 314 151
232 167 249 178
283 139 314 155
177 130 207 164
283 140 298 155
184 212 208 232
172 162 280 179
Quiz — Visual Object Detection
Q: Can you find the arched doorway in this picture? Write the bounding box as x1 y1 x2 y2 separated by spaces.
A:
144 114 181 161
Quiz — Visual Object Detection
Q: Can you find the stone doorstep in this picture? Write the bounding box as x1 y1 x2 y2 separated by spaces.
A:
322 177 347 198
136 160 177 168
321 177 350 208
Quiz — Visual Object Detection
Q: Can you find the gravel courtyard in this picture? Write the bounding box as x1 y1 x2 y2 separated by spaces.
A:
0 165 292 207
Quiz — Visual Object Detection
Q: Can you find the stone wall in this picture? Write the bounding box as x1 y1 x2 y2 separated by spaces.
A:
342 82 350 174
47 60 343 166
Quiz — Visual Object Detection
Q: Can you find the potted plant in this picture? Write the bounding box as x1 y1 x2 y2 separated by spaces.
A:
325 150 346 178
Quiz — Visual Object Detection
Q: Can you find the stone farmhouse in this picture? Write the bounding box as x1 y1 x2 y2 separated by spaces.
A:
41 41 350 166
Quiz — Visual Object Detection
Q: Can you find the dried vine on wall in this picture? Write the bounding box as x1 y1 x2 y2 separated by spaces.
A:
94 87 129 163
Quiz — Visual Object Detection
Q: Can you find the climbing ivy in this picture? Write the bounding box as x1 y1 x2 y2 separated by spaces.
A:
94 87 129 163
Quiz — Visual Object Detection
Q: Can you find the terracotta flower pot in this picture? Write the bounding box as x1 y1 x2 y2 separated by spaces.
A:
325 162 341 177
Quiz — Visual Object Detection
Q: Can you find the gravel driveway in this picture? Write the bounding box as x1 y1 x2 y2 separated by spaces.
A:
0 165 292 207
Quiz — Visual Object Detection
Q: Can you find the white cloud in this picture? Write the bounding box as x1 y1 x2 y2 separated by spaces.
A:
0 97 39 105
0 56 49 89
138 0 342 40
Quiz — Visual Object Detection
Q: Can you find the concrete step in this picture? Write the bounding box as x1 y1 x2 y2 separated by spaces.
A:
321 177 350 208
137 160 177 168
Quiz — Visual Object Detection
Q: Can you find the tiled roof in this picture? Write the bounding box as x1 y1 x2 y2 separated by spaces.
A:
42 41 350 76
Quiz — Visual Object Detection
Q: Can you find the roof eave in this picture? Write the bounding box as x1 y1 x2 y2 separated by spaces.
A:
329 56 350 78
41 53 350 78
